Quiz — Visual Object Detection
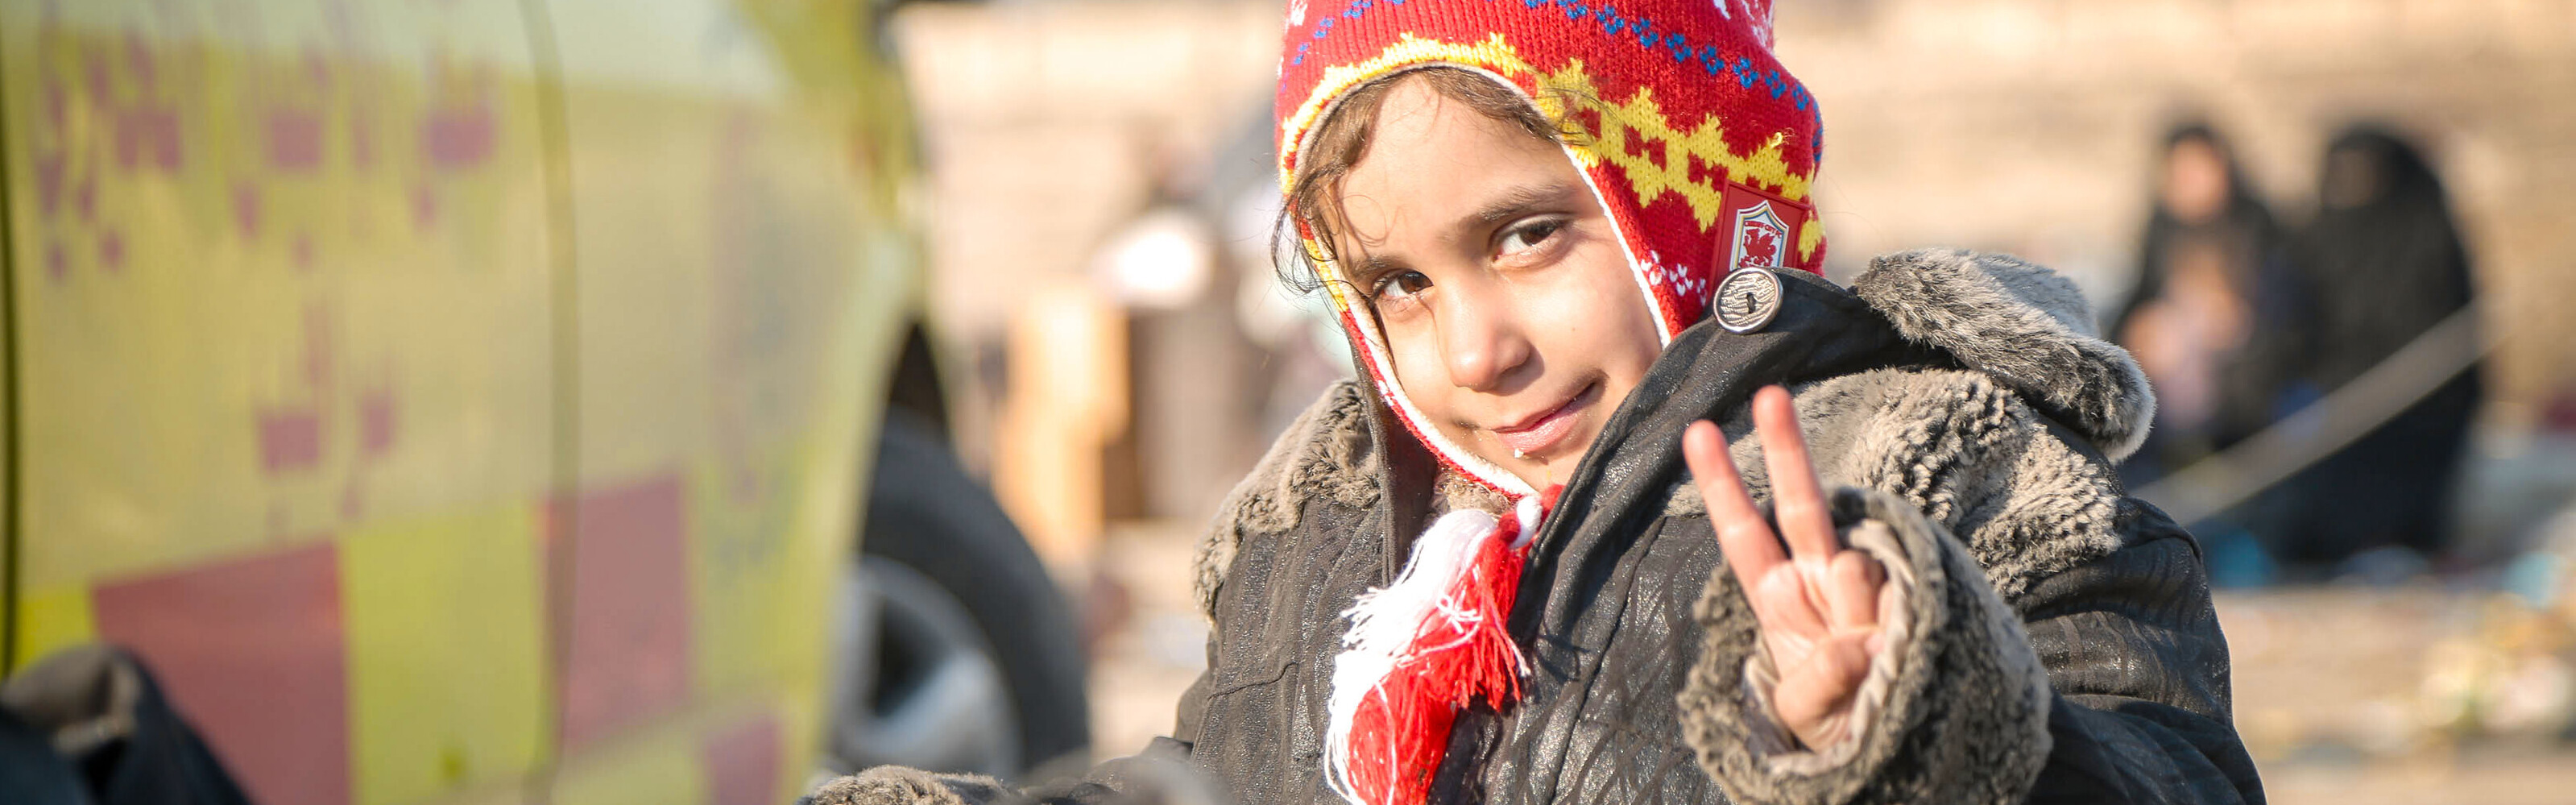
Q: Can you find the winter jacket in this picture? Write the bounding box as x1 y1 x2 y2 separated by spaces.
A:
811 250 2264 805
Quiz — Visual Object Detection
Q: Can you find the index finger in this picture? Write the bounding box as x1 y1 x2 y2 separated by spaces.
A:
1753 385 1840 559
1684 419 1787 580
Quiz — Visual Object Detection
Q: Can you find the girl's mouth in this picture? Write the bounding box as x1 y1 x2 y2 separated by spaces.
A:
1490 382 1597 459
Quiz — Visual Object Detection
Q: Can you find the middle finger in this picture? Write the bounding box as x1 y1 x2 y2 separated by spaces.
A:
1752 386 1841 560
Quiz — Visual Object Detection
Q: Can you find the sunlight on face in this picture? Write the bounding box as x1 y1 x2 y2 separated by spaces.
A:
1331 77 1662 488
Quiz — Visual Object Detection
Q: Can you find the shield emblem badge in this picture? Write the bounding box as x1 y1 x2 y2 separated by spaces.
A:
1728 201 1789 274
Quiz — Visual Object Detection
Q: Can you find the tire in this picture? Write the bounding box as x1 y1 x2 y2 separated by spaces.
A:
825 410 1091 778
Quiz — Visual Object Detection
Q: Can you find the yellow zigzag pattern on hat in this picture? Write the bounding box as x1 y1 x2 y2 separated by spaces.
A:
1535 65 1822 263
1282 34 1821 263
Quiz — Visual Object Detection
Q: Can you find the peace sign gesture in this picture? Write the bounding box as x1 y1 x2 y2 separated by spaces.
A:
1682 386 1888 750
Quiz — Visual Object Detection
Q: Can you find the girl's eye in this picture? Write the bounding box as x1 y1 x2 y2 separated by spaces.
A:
1497 219 1563 256
1372 270 1433 302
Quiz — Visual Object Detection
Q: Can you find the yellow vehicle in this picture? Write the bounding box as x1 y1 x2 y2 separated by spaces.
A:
0 1 1087 803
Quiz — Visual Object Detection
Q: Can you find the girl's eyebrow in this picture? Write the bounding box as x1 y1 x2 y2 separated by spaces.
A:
1468 182 1581 226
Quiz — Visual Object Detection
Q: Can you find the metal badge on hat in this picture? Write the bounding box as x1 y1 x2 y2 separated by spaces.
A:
1713 266 1783 334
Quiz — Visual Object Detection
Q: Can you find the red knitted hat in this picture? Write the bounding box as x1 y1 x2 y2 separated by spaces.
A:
1278 0 1824 498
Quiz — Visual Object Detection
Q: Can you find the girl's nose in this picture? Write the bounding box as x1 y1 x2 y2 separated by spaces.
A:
1436 288 1533 392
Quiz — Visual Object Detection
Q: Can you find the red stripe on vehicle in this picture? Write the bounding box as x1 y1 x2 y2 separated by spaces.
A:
701 713 782 805
92 542 351 805
556 475 695 751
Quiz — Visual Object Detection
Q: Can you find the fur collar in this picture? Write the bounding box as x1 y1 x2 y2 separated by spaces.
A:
1849 249 2154 462
1192 380 1379 616
1195 250 2154 615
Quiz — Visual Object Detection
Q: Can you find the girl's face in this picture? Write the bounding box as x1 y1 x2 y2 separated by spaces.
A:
1330 77 1663 488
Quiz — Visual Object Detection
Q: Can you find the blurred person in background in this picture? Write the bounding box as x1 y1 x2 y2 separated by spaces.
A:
811 1 2257 804
2111 123 2308 488
2264 126 2484 570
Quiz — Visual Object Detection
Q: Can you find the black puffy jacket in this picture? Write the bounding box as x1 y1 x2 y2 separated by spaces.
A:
812 251 2264 805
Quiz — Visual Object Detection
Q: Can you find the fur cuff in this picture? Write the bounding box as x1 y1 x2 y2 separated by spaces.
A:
1736 517 1918 772
1679 488 2052 805
802 767 1017 805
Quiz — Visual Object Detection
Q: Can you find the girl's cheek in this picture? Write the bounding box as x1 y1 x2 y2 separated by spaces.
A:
1374 292 1433 326
1374 300 1439 376
1532 244 1634 321
1540 244 1661 372
1381 322 1448 399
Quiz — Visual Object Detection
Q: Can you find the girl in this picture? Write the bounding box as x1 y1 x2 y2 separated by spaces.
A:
814 1 2259 803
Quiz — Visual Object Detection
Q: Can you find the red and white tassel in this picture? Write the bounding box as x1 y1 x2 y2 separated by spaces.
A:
1324 493 1545 805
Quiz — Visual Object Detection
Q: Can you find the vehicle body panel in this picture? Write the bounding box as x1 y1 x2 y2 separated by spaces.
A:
0 0 925 802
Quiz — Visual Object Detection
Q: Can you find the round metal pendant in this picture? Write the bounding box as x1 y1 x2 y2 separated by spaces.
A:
1713 267 1785 334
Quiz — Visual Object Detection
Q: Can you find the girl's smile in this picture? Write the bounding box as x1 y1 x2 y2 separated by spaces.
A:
1489 380 1597 459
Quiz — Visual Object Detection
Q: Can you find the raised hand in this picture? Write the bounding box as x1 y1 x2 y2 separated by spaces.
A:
1681 385 1888 750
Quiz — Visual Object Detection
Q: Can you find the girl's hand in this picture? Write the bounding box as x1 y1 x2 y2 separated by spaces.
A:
1682 385 1888 750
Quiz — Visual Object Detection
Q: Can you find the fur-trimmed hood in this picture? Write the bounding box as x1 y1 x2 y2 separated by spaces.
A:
1849 249 2154 462
1198 248 2156 616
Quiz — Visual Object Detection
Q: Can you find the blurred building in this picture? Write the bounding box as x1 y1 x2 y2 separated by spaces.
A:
891 0 1283 550
889 0 2576 554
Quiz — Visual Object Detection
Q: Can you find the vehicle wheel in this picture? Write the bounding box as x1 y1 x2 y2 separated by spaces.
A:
826 412 1091 778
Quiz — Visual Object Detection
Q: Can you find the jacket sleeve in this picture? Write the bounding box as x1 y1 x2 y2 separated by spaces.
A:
1678 488 2262 805
801 574 1234 805
2015 500 2264 803
800 737 1211 805
801 666 1220 805
801 380 1358 805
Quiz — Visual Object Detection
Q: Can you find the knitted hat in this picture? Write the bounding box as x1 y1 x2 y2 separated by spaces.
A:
1276 4 1823 804
1278 0 1824 500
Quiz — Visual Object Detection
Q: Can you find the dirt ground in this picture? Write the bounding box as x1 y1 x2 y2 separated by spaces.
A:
2218 588 2576 804
1079 525 2576 804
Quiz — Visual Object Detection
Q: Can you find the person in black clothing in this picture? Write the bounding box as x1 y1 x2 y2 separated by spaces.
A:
2266 126 2484 566
2112 123 2308 487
